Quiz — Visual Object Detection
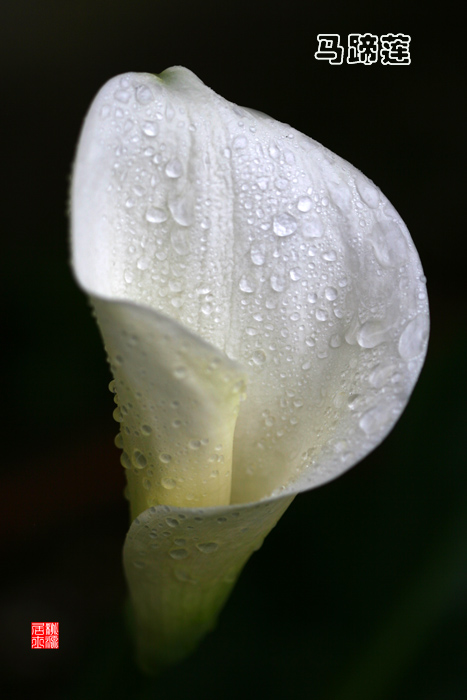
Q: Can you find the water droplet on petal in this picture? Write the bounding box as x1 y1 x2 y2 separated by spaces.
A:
135 85 154 104
250 246 265 266
146 207 168 223
270 273 286 292
297 196 313 212
120 451 131 469
137 256 150 270
132 450 147 469
239 276 255 293
142 121 158 137
114 89 130 104
161 477 176 490
398 314 429 360
169 548 188 560
357 177 380 208
359 403 396 436
252 349 267 365
302 215 324 239
356 321 390 349
290 267 302 281
169 197 193 226
196 542 219 554
165 158 183 178
316 309 328 322
273 213 298 237
233 135 247 149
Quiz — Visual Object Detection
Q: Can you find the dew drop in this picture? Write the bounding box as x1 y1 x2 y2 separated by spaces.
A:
356 321 390 349
302 216 324 238
369 364 395 388
114 89 130 103
113 407 122 422
161 477 176 490
297 196 313 212
316 308 328 322
250 246 265 266
329 334 342 348
137 256 150 270
169 548 188 560
141 424 152 436
146 207 168 223
120 451 131 469
159 453 172 463
165 158 183 178
269 144 280 159
273 213 298 237
233 135 247 149
398 314 429 360
357 177 380 208
169 197 193 226
370 221 406 268
142 121 158 137
325 287 338 301
239 276 255 293
196 542 219 554
132 450 147 469
359 403 395 436
252 349 267 365
270 274 286 292
290 267 302 281
135 85 154 104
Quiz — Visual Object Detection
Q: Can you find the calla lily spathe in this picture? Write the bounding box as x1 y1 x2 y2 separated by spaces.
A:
71 67 429 672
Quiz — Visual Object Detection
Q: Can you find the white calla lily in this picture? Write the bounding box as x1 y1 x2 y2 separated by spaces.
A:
71 67 429 672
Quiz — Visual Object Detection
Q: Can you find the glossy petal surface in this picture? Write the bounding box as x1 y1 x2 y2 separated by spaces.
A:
71 67 428 670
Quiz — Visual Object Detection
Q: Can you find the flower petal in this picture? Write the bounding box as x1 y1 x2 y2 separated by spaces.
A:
93 296 246 518
123 495 293 672
71 67 429 671
72 67 429 506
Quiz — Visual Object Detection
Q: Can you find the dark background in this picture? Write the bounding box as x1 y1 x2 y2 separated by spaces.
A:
1 2 465 698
